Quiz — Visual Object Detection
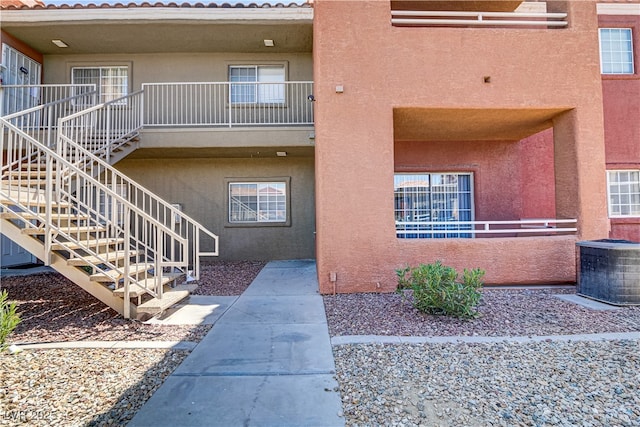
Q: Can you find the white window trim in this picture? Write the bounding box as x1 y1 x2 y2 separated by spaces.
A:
70 64 131 104
607 169 640 218
228 64 287 105
394 172 475 239
225 177 291 227
599 28 635 75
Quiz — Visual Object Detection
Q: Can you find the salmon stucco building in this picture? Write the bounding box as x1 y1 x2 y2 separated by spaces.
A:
0 0 638 316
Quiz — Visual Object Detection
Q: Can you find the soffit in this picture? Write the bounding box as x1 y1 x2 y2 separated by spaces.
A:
0 7 313 54
393 107 571 142
391 1 524 12
123 145 314 159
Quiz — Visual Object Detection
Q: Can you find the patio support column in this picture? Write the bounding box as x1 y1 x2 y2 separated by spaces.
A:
553 109 609 240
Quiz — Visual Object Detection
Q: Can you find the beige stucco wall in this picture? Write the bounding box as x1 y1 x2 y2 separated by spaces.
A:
43 52 313 88
115 154 315 261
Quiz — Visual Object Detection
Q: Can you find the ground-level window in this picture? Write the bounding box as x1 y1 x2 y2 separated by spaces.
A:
228 181 288 224
229 65 285 104
607 170 640 217
71 66 129 103
599 28 634 75
394 173 473 238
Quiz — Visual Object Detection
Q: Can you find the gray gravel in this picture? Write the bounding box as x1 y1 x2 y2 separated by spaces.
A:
334 340 640 427
328 288 640 426
0 348 188 426
324 288 640 337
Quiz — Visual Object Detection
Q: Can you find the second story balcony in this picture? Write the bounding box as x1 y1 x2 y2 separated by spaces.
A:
142 81 314 128
391 1 568 28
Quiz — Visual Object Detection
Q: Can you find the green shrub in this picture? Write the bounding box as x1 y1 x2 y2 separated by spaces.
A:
396 261 485 319
0 290 21 351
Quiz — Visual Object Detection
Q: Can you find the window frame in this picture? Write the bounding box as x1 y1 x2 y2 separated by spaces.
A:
70 64 131 104
607 170 640 218
599 28 635 75
225 177 291 228
394 172 475 239
228 64 287 105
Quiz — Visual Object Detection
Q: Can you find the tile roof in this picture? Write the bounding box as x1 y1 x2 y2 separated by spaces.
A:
1 0 308 9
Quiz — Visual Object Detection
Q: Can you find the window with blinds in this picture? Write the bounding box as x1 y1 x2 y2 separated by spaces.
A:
394 173 474 238
229 65 285 104
71 66 129 103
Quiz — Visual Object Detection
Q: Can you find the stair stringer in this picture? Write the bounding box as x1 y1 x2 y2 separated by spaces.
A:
0 216 137 318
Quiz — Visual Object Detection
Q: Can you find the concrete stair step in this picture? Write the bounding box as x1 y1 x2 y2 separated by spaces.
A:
90 263 151 282
136 285 195 315
112 276 177 298
1 211 90 222
51 237 125 251
67 250 139 266
23 225 107 236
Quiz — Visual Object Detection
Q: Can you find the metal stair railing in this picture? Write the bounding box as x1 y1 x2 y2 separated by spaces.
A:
57 91 144 163
1 85 97 148
1 118 189 318
58 91 219 280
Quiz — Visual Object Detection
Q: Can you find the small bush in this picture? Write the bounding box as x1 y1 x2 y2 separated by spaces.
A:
0 289 21 351
396 261 484 319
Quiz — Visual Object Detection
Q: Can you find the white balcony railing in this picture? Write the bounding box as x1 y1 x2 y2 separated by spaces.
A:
391 10 568 28
142 81 314 127
396 219 577 238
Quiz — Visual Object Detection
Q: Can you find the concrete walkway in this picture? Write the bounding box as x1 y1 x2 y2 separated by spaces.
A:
129 260 344 427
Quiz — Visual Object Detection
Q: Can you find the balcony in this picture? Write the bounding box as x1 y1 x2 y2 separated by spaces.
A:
391 1 567 28
142 81 314 128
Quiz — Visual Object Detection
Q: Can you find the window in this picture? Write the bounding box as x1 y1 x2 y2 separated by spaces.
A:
71 66 129 103
394 173 473 238
229 181 288 224
599 28 634 74
229 65 285 104
607 170 640 217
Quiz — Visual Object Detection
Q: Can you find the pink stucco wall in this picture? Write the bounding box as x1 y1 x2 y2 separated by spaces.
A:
313 0 609 293
599 14 640 241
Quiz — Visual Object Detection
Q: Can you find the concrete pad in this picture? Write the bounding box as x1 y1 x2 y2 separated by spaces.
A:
331 332 640 346
263 259 316 269
242 264 319 296
220 295 328 325
145 296 238 325
555 294 622 310
0 266 53 277
174 323 335 375
128 374 344 427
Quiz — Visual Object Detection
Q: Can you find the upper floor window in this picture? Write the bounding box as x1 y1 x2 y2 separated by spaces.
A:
599 28 634 75
607 170 640 218
229 65 285 104
71 66 129 103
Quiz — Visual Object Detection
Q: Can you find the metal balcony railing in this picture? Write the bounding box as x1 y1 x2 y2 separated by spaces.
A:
142 81 314 127
391 10 568 28
396 219 577 239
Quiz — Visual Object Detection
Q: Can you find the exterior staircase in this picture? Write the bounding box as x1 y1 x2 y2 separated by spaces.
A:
0 85 219 318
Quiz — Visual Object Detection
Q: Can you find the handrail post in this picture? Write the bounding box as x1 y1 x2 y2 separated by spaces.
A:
123 209 131 319
105 104 111 163
194 228 201 280
156 226 163 299
44 153 54 266
228 82 233 128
